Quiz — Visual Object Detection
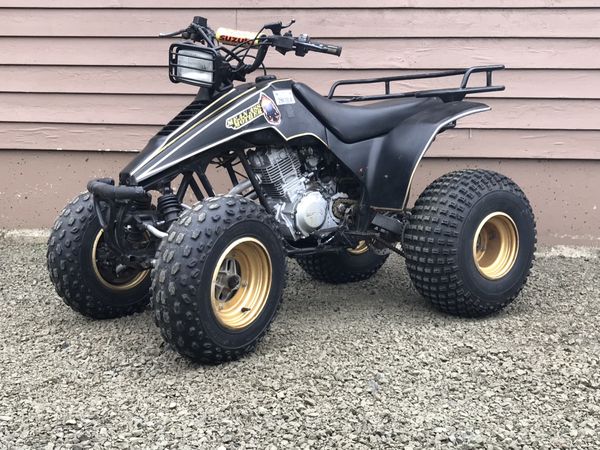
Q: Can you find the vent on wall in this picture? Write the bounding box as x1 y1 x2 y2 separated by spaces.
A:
157 100 206 136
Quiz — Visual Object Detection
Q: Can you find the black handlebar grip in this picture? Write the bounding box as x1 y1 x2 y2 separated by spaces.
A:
325 43 343 57
304 40 343 57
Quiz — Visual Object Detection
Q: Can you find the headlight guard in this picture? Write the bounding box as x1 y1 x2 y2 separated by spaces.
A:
169 42 222 88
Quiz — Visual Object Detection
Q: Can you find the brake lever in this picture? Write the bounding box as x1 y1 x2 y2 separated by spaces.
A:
159 28 187 38
281 19 296 30
264 19 295 36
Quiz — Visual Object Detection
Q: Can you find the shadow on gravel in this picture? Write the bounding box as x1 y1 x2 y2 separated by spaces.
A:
44 254 535 357
280 256 534 325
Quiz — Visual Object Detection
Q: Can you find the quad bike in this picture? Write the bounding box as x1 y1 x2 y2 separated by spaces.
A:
47 17 536 363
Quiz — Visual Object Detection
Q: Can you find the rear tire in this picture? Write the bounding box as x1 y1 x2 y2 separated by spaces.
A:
47 192 151 319
296 243 389 284
403 169 536 317
151 196 286 364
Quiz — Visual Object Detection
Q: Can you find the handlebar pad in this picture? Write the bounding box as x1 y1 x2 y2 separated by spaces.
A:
216 27 261 46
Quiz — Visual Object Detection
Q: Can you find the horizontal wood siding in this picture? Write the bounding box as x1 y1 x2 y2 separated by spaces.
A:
1 3 599 161
2 67 599 99
5 38 600 69
3 1 600 8
4 8 600 38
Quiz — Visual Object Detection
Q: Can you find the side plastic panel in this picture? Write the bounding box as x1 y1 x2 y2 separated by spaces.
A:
329 101 490 211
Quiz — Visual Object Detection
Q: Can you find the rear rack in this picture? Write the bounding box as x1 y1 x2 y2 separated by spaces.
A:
327 65 505 103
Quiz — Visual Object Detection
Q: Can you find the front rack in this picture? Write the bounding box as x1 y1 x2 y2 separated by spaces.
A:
327 65 505 103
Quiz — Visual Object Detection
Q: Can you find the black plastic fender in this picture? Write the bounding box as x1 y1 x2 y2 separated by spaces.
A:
329 101 490 211
370 100 490 210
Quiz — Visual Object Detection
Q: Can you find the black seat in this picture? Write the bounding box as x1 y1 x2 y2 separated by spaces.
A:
292 83 440 143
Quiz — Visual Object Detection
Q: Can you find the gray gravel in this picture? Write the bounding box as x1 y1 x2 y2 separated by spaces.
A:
0 234 599 450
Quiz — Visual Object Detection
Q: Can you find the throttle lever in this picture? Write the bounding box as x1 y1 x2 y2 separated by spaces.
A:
295 34 310 57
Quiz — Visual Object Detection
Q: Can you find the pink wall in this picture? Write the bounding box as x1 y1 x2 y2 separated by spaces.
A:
0 1 599 244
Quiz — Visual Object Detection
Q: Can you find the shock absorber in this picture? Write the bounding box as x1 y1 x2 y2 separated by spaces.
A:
157 193 183 226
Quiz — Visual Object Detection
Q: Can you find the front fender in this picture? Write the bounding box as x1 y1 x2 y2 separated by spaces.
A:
121 79 328 186
367 100 490 210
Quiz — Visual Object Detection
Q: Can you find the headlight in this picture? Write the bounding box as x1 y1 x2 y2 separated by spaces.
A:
169 43 220 88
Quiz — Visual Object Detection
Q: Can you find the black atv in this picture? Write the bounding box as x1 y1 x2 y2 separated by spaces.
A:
47 17 536 364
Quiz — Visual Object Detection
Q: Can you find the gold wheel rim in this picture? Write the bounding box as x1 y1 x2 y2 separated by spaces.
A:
473 212 519 280
347 240 369 255
91 229 149 291
211 237 272 331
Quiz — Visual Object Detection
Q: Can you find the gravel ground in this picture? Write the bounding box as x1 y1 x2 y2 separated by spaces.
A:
0 234 599 450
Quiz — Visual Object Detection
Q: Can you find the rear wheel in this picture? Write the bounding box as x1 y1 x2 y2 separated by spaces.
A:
151 196 286 364
296 241 389 284
403 169 536 317
47 192 151 319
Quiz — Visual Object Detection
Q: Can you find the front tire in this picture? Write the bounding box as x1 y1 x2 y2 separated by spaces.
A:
151 196 286 364
47 193 151 319
403 170 536 317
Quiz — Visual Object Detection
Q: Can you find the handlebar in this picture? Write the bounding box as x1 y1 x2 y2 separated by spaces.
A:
162 18 343 85
223 31 342 80
213 27 342 58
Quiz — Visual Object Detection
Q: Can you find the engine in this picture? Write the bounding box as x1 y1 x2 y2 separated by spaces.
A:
248 145 347 240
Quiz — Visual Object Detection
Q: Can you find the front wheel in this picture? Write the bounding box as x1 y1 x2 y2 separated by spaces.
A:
151 196 286 364
47 192 151 319
403 169 536 317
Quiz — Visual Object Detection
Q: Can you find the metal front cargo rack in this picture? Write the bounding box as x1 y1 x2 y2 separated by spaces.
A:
327 65 505 103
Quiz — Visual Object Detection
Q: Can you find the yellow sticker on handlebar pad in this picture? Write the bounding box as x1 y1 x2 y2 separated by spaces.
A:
216 27 261 46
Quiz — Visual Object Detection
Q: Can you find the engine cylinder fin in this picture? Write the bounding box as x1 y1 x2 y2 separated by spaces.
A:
248 147 302 199
248 145 343 240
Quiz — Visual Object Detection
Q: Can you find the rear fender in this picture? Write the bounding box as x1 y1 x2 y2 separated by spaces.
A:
367 101 490 210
